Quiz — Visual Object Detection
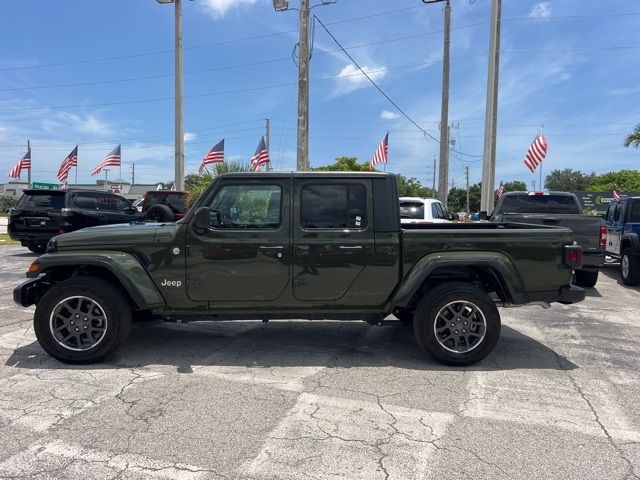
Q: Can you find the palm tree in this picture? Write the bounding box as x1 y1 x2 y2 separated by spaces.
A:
185 161 252 206
624 124 640 149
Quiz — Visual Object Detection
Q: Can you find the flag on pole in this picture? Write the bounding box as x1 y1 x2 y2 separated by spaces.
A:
369 132 389 171
523 134 548 173
495 181 504 198
57 146 78 183
8 148 31 179
92 145 121 176
199 139 224 173
250 136 270 171
613 189 621 202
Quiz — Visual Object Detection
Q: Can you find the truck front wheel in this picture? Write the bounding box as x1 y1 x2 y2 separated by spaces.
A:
413 282 500 366
621 248 640 286
34 277 132 364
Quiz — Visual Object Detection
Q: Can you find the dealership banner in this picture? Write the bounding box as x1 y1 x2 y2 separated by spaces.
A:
574 191 640 215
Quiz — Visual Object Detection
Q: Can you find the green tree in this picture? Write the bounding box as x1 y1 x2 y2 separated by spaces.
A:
589 169 640 191
0 195 18 213
502 181 527 193
313 156 371 172
624 124 640 149
185 161 252 206
448 184 481 213
544 168 595 191
396 174 435 198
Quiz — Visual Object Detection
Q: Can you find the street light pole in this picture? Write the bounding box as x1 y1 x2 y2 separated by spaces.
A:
156 0 185 191
437 0 451 205
297 0 310 171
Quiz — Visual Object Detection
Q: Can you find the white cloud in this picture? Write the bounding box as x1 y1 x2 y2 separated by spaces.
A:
609 86 640 97
42 112 112 137
333 64 387 95
528 2 551 19
380 110 400 120
184 132 197 142
200 0 258 19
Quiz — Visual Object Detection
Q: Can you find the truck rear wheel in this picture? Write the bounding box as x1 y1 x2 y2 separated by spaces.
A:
621 248 640 286
34 277 132 364
574 269 599 288
413 282 500 366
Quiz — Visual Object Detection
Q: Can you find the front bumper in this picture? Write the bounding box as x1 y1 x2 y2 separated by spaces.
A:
557 284 586 304
13 276 49 307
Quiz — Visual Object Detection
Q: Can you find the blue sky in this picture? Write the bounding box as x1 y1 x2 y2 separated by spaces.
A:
0 0 639 188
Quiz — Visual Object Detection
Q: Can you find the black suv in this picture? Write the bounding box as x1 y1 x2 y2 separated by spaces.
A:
8 189 141 253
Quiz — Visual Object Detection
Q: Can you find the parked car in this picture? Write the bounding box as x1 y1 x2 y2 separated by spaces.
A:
399 197 451 224
604 196 640 285
142 190 189 222
15 172 584 366
7 189 141 253
490 191 606 288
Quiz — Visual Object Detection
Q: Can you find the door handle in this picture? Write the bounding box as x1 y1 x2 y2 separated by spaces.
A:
338 245 363 250
258 245 284 250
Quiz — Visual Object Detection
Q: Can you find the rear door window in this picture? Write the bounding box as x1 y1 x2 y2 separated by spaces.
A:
301 184 367 229
627 201 640 222
16 193 66 210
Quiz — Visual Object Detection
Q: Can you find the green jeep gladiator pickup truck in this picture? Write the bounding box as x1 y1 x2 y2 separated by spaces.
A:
14 172 585 366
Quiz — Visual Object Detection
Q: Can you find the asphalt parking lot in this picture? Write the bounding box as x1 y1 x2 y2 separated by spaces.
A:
0 246 639 480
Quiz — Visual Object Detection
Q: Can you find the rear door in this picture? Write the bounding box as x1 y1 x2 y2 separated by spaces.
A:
606 203 623 255
292 179 374 301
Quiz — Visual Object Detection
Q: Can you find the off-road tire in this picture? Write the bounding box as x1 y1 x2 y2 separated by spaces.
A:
27 243 47 254
574 269 599 288
34 277 132 364
144 204 175 223
413 282 501 366
621 248 640 286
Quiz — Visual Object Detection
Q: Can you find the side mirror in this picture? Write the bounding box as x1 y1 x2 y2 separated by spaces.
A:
126 206 137 214
450 213 459 221
194 206 211 230
479 211 488 221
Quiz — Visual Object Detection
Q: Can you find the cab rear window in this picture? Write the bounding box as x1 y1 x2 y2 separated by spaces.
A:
16 193 66 210
499 195 580 214
399 202 424 220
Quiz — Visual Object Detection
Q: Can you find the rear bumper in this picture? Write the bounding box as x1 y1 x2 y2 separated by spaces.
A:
9 231 56 245
581 252 605 269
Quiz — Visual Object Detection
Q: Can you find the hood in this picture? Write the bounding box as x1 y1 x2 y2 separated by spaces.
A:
53 222 177 250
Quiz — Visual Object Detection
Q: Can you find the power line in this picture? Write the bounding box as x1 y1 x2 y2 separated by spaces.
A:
0 4 433 73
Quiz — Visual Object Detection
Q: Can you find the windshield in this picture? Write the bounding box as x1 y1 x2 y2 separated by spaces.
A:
499 195 580 214
16 192 66 210
399 201 425 219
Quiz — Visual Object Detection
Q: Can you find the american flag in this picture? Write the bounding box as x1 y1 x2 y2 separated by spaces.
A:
57 146 78 183
523 134 548 173
92 145 121 176
8 148 31 179
250 136 270 171
369 132 389 171
613 189 621 202
495 181 505 198
199 139 224 173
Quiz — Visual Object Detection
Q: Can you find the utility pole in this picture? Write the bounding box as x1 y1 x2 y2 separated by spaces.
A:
265 118 272 171
532 180 536 191
297 0 310 171
480 0 502 213
27 139 31 186
465 166 470 214
131 163 136 185
437 0 451 205
174 0 185 190
432 155 437 194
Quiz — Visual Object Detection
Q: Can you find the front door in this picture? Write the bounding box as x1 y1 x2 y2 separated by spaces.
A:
185 179 290 303
292 179 375 301
606 203 622 256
